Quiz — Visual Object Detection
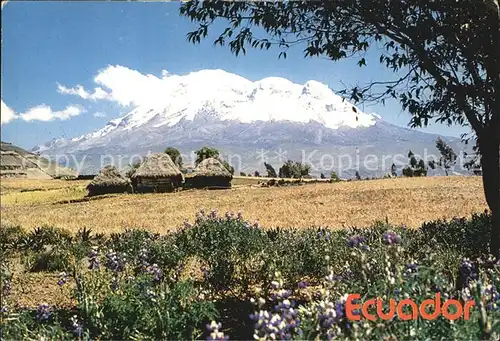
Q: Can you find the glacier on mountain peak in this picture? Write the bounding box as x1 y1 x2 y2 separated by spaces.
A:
37 68 382 152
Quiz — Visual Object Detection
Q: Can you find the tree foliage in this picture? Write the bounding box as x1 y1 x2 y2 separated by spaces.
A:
355 171 361 180
164 147 183 168
222 160 235 175
278 160 311 179
429 137 458 176
194 146 220 166
403 150 428 177
180 1 498 136
194 146 234 175
391 163 398 177
264 162 277 178
126 161 142 179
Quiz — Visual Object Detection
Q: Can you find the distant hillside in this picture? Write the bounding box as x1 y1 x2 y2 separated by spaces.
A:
0 141 77 179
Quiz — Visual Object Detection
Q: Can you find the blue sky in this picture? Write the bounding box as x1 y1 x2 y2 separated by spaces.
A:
1 1 470 150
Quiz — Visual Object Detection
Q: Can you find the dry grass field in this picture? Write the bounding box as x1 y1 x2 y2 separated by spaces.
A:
0 176 487 234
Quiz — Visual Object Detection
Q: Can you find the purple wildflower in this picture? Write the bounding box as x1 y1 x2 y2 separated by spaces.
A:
347 235 366 248
146 263 163 283
70 315 83 337
251 285 301 340
459 258 478 287
138 247 150 270
407 263 418 271
225 212 234 221
298 281 308 289
206 321 229 341
382 231 402 245
318 230 331 241
57 272 68 287
104 250 126 272
36 303 51 322
87 247 100 270
404 263 418 277
317 300 345 335
206 321 222 332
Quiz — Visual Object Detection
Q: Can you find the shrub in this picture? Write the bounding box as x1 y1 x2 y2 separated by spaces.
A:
19 226 73 253
14 226 100 272
175 210 271 292
0 224 25 251
404 150 428 177
403 165 415 177
75 273 217 340
1 265 218 340
278 160 311 178
420 212 493 258
355 171 361 180
330 171 340 182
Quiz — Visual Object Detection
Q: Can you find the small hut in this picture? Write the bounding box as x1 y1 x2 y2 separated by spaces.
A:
131 153 184 193
86 165 133 197
185 158 232 189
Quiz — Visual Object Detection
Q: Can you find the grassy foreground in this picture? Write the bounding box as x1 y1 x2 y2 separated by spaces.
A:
0 210 499 340
0 176 488 234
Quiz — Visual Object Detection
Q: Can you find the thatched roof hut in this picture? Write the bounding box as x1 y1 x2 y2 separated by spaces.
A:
86 165 133 197
185 158 232 189
131 153 184 193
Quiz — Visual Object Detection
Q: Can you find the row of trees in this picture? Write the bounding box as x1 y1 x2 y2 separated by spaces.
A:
402 138 458 177
127 146 236 176
164 146 235 175
163 138 461 180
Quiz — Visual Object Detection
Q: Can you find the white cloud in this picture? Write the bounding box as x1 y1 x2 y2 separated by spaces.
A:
92 112 106 118
1 100 85 124
57 65 179 108
19 104 85 122
57 83 109 101
1 100 18 124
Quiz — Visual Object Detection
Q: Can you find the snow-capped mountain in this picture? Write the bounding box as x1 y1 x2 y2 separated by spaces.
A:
33 69 465 176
